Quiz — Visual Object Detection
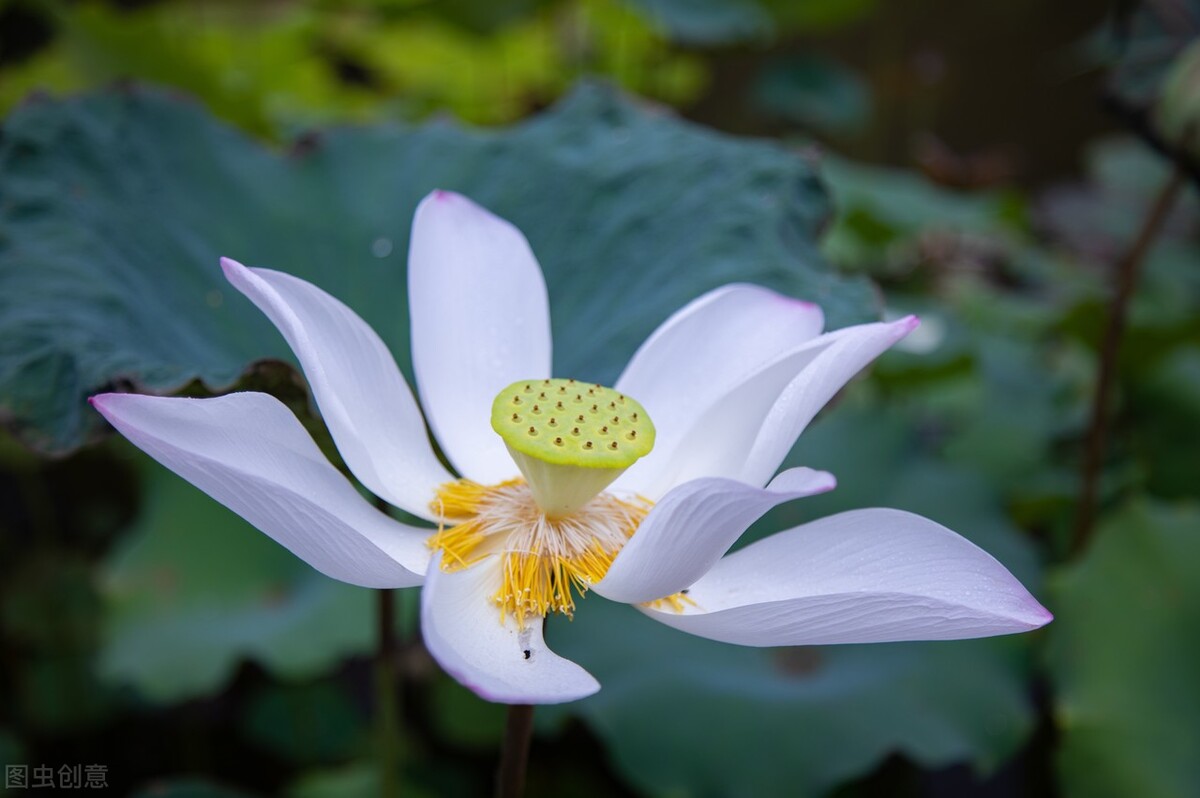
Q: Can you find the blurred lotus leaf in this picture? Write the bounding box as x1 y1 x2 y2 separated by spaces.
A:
1126 347 1200 499
0 82 875 456
286 761 451 798
623 0 772 44
242 681 366 764
2 554 114 731
2 555 101 652
99 457 375 702
818 154 1022 277
752 54 872 135
12 652 113 733
428 677 509 751
1048 501 1200 798
287 763 385 798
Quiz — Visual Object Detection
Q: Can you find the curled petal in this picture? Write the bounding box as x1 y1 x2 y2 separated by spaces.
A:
643 508 1052 645
92 392 429 588
421 554 600 704
409 191 551 484
738 316 919 487
595 468 836 604
614 284 823 496
630 317 916 497
222 258 451 520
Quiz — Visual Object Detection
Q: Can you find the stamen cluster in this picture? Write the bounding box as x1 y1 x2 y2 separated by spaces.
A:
429 480 650 627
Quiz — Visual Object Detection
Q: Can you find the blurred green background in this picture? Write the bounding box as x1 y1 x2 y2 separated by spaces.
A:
1 0 1198 796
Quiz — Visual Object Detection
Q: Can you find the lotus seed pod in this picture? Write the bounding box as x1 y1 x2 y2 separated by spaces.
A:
491 379 655 468
491 379 656 517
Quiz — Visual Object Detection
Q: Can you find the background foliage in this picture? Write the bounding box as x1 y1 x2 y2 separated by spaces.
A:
1 0 1197 796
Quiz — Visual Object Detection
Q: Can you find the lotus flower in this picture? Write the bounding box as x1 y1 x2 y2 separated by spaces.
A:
91 190 1051 704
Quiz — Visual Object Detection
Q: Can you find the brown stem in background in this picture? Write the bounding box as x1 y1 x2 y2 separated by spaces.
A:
495 704 535 798
1072 169 1186 555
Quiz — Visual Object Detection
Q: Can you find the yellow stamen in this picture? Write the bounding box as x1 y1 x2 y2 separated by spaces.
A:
432 477 522 520
643 591 697 613
426 518 488 569
428 479 650 629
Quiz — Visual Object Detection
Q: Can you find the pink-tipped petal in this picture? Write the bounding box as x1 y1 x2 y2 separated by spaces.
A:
93 392 429 588
613 284 824 496
221 258 451 520
595 467 836 604
408 192 552 485
624 317 915 497
421 554 600 704
737 316 916 487
643 508 1052 645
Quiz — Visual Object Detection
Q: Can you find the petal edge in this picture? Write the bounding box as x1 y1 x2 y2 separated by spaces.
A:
422 554 600 704
408 191 551 484
595 467 836 604
642 508 1051 645
93 392 429 588
221 258 451 519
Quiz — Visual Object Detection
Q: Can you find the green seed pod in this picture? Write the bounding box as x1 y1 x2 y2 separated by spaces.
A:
491 379 655 469
490 379 656 518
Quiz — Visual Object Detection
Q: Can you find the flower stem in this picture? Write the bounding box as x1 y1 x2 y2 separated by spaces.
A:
494 704 535 798
1072 168 1186 555
376 587 400 798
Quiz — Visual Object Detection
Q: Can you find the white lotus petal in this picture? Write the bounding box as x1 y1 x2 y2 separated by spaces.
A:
633 318 916 497
222 258 451 520
614 285 824 495
595 468 836 604
643 508 1053 645
738 316 919 487
408 191 551 484
421 553 600 704
92 392 429 588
